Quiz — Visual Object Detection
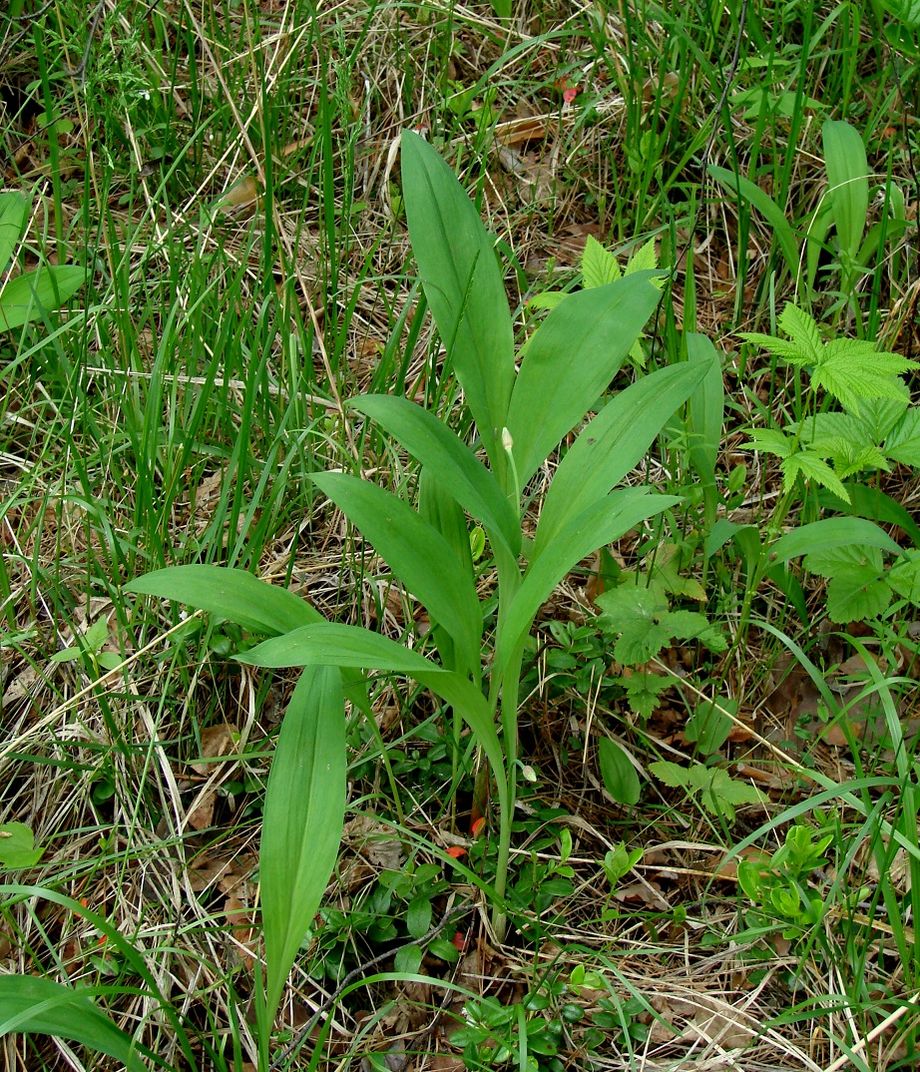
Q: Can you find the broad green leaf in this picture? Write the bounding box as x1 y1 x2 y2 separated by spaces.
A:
235 622 509 823
0 823 43 869
0 264 86 331
497 489 679 674
401 130 514 465
506 273 661 487
822 119 869 262
581 234 621 288
885 408 920 467
236 621 450 674
685 697 736 755
0 192 27 273
419 467 469 672
708 164 799 279
0 976 148 1071
127 565 323 635
685 334 724 494
889 551 920 603
771 517 901 563
127 566 375 716
816 484 920 548
826 566 890 622
351 394 520 556
597 738 640 806
534 362 705 555
311 472 482 674
261 665 345 1020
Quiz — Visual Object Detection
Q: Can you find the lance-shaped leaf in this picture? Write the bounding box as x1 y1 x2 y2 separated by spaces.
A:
534 362 705 556
0 264 87 331
496 489 679 675
261 665 346 1021
126 566 371 713
237 623 508 819
351 394 520 556
771 517 901 563
401 130 514 465
0 976 149 1071
822 119 869 263
708 164 799 280
685 334 724 499
0 192 28 272
127 565 323 634
506 273 661 487
312 471 482 675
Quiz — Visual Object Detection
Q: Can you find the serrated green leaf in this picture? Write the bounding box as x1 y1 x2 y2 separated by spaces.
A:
826 567 891 622
581 234 621 288
802 543 883 579
742 427 794 458
625 237 658 276
778 304 823 363
783 451 851 502
597 738 641 805
889 552 920 603
664 609 727 651
739 331 808 364
617 671 673 718
649 760 689 789
885 408 920 467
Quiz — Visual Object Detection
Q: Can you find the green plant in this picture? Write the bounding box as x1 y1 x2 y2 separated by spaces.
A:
0 191 85 332
118 130 712 1056
450 993 565 1072
737 824 833 942
649 760 766 823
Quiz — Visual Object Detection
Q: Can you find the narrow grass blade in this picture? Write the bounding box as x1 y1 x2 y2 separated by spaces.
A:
0 265 87 331
401 130 514 465
507 273 661 487
822 119 869 262
771 517 901 562
351 394 520 556
312 472 482 675
126 565 324 634
261 665 346 1020
534 363 706 555
0 976 149 1071
708 164 800 280
498 490 679 674
0 192 27 271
